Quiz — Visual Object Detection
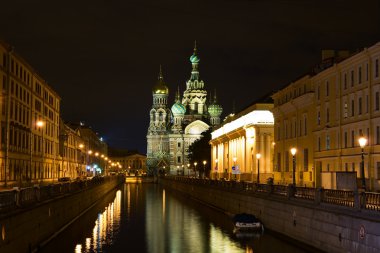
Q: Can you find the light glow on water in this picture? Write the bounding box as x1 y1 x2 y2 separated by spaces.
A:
73 190 122 252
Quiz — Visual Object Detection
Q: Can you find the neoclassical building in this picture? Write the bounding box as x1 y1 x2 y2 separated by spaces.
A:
146 45 223 175
272 42 380 191
210 103 274 181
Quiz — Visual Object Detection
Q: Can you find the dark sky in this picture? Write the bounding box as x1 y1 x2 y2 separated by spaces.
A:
1 0 380 153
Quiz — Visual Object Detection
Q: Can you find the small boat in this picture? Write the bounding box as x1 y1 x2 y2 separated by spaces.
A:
233 213 263 233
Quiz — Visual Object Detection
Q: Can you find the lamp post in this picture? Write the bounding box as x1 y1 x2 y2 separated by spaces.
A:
358 136 367 191
182 164 184 176
36 120 45 183
233 157 237 180
203 160 207 179
215 159 218 180
187 163 190 176
256 153 261 184
176 165 179 175
194 162 197 178
290 148 297 186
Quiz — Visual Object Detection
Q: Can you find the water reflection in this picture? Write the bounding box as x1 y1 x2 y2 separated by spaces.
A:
41 184 308 253
77 190 121 252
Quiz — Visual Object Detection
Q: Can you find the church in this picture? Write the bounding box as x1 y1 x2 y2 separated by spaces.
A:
146 44 223 175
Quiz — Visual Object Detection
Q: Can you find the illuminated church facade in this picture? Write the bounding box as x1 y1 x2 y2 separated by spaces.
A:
146 45 223 175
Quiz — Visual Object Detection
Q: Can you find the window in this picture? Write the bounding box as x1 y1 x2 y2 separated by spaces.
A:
351 70 354 87
351 130 355 147
344 102 348 118
359 97 362 115
326 108 329 123
377 126 380 145
358 67 362 84
351 100 355 116
317 111 320 125
376 92 380 111
285 151 289 172
345 163 348 172
366 95 369 113
177 142 181 148
366 63 369 81
352 162 355 172
344 132 348 148
304 116 307 135
277 153 281 172
326 135 330 150
377 162 380 179
303 149 308 172
344 73 347 89
177 156 181 163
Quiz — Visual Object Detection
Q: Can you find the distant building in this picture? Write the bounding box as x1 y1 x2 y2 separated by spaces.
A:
272 41 380 190
210 103 274 181
109 151 146 175
66 122 108 177
146 44 223 175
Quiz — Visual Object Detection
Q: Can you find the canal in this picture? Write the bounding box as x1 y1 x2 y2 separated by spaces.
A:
40 183 310 253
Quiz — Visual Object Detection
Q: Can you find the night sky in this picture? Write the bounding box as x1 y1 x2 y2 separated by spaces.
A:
1 0 379 153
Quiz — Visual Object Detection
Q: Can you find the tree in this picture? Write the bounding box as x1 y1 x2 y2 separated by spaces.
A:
187 128 212 177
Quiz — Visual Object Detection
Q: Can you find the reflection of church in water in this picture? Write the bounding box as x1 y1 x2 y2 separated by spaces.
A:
146 44 223 175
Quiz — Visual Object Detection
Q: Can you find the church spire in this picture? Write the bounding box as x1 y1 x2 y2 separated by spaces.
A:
175 86 180 102
158 64 163 80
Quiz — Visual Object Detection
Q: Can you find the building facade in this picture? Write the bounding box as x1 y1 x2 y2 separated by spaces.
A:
0 40 124 187
0 41 61 187
146 45 223 175
110 153 147 175
210 103 274 181
272 42 380 191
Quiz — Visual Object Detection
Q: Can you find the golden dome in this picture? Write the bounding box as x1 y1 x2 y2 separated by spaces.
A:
153 66 169 95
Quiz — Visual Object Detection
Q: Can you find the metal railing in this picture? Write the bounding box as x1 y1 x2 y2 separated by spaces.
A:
169 176 380 212
0 175 123 213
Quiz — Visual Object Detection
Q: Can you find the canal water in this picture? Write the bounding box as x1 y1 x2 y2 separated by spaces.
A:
40 183 310 253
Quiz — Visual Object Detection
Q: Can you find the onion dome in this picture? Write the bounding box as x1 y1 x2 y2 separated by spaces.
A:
171 101 186 115
152 66 169 95
189 41 200 64
208 90 223 117
171 87 186 115
208 104 223 117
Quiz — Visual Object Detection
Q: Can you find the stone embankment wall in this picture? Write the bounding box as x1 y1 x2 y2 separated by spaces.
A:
161 178 380 253
0 176 123 253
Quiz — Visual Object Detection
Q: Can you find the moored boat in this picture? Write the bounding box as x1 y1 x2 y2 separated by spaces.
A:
233 213 263 232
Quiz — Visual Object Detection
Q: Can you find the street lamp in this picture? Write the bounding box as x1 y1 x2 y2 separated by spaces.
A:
36 120 45 181
177 165 179 175
256 153 261 183
187 163 190 176
203 160 207 179
194 162 198 177
182 164 184 175
358 136 367 191
290 148 297 186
